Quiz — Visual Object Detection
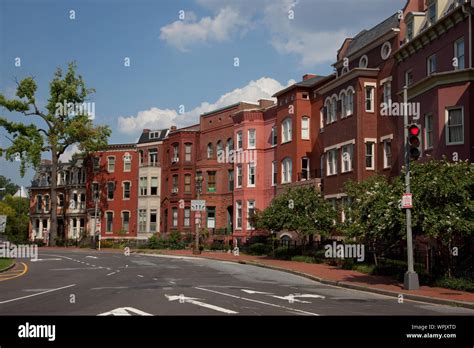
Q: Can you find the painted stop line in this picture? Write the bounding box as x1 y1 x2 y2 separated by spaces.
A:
165 294 238 314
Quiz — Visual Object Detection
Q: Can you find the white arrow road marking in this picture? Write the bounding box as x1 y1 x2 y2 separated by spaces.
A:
241 289 274 295
195 287 319 316
98 307 152 316
0 284 76 305
272 294 325 304
86 256 98 259
30 258 62 262
165 294 238 314
271 295 311 303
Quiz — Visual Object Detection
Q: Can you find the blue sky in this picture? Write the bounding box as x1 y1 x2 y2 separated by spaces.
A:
0 0 404 186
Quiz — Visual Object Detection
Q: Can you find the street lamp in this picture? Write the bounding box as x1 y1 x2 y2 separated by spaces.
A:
193 173 203 255
92 187 100 250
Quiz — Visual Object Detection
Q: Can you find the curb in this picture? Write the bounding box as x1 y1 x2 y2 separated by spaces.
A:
140 251 474 310
0 261 16 273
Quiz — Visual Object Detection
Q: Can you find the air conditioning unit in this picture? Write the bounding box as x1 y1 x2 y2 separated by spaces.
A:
172 187 179 193
172 157 179 164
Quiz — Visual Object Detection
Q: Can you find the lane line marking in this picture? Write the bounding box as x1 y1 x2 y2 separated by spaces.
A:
195 287 319 316
50 267 100 271
0 284 76 304
137 275 144 278
106 272 116 276
0 262 28 282
166 294 238 314
30 258 62 262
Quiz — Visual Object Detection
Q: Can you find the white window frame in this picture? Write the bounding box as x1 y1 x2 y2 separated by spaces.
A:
346 88 354 116
271 126 277 146
282 118 292 143
382 81 392 105
123 153 132 172
236 164 243 188
364 83 376 113
184 207 191 227
359 55 368 68
121 211 130 233
454 38 465 70
236 131 243 150
365 141 375 170
248 129 256 149
341 144 353 173
427 54 437 76
445 106 464 145
105 211 114 233
235 201 242 230
381 41 392 60
326 149 337 176
247 200 255 230
107 156 115 173
172 207 178 228
281 157 292 184
122 181 131 200
247 163 256 187
301 117 310 140
383 140 392 169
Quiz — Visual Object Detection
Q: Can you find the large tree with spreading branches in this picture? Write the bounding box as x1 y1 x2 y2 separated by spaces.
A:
0 62 111 245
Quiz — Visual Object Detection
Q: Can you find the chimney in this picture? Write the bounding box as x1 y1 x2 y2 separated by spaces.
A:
302 74 317 81
143 129 151 133
170 125 177 132
258 99 275 108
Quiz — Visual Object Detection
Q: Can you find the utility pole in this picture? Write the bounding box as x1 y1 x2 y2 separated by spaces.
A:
403 86 419 290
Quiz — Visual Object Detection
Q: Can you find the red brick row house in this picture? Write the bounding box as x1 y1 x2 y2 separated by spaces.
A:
29 0 473 247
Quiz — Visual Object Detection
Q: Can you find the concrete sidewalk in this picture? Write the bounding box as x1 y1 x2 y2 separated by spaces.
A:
152 249 474 309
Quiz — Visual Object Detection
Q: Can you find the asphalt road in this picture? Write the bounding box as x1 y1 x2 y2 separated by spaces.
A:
0 249 473 316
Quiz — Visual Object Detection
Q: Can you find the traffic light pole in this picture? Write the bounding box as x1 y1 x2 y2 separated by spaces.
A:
403 86 419 290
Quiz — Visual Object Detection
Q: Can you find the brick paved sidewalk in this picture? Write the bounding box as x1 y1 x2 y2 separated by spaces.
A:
156 249 474 308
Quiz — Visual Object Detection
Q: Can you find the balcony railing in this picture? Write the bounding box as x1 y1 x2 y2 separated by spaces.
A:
297 170 322 181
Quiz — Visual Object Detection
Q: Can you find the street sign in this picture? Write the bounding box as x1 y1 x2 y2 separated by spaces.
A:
0 215 6 233
402 193 413 209
191 200 206 211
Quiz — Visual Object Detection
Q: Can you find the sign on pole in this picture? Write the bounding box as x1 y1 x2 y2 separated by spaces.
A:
402 193 413 209
0 215 6 233
191 200 206 211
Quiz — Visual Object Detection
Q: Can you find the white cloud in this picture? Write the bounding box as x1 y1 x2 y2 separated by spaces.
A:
160 0 402 67
59 144 79 162
159 7 249 52
117 77 294 135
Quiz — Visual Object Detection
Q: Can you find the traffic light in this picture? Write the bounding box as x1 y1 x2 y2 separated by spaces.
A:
408 124 421 160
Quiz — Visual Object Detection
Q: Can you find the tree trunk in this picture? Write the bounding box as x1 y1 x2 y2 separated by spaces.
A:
49 149 58 246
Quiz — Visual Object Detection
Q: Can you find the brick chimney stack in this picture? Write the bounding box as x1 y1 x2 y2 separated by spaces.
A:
258 99 275 108
170 125 177 132
302 74 317 81
143 129 151 133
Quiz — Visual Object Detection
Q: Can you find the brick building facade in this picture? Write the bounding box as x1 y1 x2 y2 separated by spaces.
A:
29 0 473 246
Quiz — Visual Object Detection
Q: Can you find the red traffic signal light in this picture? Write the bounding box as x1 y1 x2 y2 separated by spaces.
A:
408 124 421 160
409 124 420 136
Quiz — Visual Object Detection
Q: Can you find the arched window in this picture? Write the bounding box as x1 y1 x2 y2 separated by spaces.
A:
331 96 338 122
207 143 214 159
281 118 292 143
346 88 354 116
281 157 293 183
216 140 223 155
226 138 234 152
340 91 347 118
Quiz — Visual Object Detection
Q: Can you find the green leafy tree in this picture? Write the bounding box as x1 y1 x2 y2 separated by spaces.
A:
255 186 336 249
0 62 111 245
0 175 19 197
407 159 474 277
0 194 29 243
343 175 405 265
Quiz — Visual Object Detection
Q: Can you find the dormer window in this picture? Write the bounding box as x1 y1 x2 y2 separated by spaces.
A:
428 0 437 24
149 131 159 139
359 55 368 68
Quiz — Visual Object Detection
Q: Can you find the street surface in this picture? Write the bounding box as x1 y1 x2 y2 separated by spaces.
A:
1 249 473 316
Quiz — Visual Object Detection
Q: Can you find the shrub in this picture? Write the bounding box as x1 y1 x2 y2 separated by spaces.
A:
274 246 298 260
99 240 114 249
168 231 185 250
248 243 269 255
434 277 474 293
